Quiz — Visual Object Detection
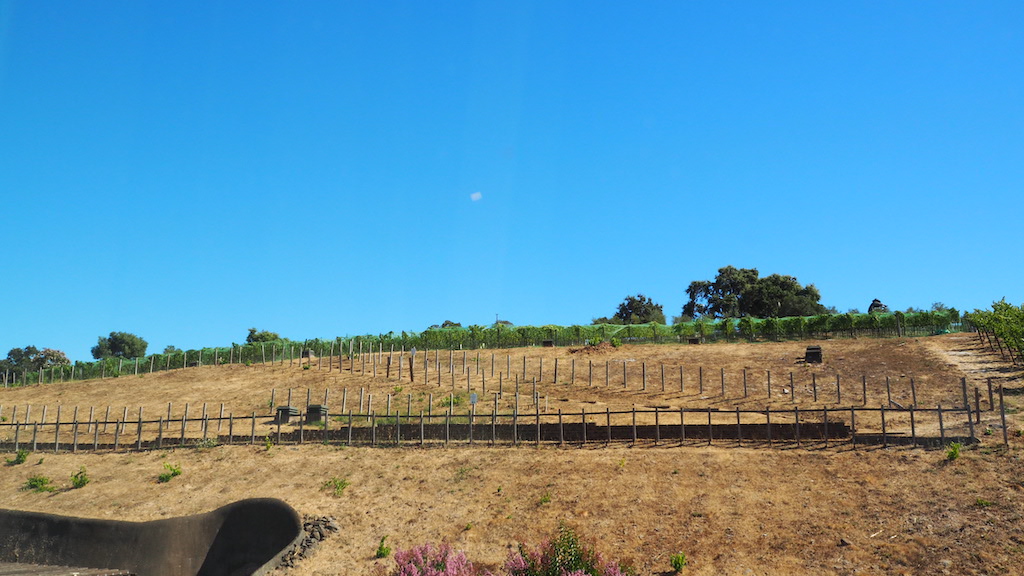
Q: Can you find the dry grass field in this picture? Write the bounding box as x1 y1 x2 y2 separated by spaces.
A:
0 333 1022 576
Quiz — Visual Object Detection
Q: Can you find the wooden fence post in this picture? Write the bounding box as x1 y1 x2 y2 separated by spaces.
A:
794 406 801 448
880 405 887 448
910 406 916 447
999 386 1008 448
736 406 741 446
707 407 712 446
654 407 660 445
975 387 982 424
631 406 637 446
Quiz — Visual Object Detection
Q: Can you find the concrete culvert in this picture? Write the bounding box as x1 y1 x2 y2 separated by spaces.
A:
0 498 303 576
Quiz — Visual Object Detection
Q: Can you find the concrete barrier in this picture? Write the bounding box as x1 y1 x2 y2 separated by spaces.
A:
0 498 303 576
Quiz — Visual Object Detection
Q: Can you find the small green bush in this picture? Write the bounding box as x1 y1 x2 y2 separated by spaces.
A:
670 552 688 573
6 449 28 466
71 466 90 489
23 474 56 493
946 442 962 461
375 535 392 559
158 462 182 483
505 524 632 576
610 338 622 348
322 477 350 497
194 438 219 449
440 394 464 408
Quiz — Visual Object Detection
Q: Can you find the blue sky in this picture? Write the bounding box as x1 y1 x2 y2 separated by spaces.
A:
1 1 1022 361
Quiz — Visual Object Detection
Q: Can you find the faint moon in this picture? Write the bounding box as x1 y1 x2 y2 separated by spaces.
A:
470 192 483 201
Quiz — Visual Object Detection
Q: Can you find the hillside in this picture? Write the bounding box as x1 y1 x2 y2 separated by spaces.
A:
0 334 1021 576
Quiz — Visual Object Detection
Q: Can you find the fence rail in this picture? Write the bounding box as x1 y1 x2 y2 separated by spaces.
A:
0 399 998 453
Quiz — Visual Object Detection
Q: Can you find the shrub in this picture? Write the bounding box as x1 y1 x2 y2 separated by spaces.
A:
322 477 351 497
71 466 90 489
158 462 182 483
946 442 962 461
392 542 476 576
376 535 392 559
6 449 28 466
670 552 688 573
23 474 56 493
440 394 464 408
609 338 622 348
506 524 631 576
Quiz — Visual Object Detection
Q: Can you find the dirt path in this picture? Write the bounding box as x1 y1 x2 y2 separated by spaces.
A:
922 333 1024 387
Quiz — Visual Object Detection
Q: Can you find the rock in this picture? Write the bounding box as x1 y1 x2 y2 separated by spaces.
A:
276 514 339 569
839 537 852 547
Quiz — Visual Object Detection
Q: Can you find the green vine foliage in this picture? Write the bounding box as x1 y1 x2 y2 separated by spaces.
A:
4 312 967 387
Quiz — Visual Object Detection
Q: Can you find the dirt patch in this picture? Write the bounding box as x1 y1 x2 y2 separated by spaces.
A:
568 342 616 355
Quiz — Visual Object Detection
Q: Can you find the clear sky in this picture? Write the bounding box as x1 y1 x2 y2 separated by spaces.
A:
1 1 1022 362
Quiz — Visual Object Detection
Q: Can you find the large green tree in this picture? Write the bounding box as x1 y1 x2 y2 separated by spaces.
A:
682 266 827 319
246 328 280 344
594 294 666 325
91 332 148 359
0 346 70 373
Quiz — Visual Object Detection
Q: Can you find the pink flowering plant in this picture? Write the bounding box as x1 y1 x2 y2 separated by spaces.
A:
392 542 480 576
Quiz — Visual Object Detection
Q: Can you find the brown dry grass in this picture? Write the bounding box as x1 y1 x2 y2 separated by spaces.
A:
1 334 1022 576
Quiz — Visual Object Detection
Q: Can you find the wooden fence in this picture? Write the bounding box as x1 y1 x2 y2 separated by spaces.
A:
0 392 1007 453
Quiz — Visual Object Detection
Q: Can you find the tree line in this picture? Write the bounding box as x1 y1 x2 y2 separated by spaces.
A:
1 266 972 382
